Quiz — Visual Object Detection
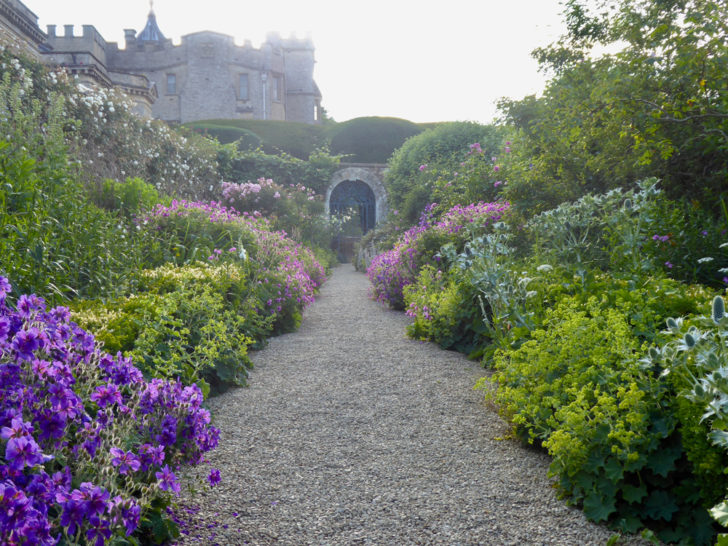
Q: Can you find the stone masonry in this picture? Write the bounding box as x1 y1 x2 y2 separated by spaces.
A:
42 7 322 125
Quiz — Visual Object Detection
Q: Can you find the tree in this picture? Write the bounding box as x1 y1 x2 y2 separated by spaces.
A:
500 0 728 216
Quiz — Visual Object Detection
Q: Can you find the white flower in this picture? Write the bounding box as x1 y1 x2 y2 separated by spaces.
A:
536 264 553 273
720 242 728 249
697 257 714 264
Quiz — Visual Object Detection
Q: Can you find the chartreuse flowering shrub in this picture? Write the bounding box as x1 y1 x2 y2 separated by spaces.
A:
367 201 509 309
0 278 219 545
73 199 327 395
73 264 259 397
489 283 720 543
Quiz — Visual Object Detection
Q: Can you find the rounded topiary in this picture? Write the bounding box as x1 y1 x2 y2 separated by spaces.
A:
328 116 424 163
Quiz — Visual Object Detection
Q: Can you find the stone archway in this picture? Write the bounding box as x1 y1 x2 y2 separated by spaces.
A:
326 165 388 261
326 166 388 228
330 180 377 234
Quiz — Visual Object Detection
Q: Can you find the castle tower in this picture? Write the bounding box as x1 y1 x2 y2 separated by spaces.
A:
137 2 165 43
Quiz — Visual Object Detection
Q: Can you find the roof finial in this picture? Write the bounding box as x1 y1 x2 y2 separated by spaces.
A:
149 0 154 14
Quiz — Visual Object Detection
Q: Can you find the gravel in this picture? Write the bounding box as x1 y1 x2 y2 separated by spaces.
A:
176 264 651 545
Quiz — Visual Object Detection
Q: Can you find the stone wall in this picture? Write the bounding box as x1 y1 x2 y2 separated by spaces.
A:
38 8 321 125
0 0 45 59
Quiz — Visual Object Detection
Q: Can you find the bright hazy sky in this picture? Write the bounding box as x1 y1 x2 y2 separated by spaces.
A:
27 0 569 124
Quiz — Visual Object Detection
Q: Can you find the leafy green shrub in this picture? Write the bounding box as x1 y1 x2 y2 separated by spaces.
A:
500 0 728 214
139 199 327 334
217 146 340 195
91 176 168 218
328 116 423 163
188 119 328 159
0 127 143 306
73 263 261 396
188 122 262 149
404 266 488 355
385 122 505 223
647 296 728 539
487 283 718 544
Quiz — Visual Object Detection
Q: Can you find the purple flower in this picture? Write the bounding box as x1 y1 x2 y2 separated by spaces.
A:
16 294 45 319
85 516 112 546
6 436 46 470
419 164 427 172
60 499 86 536
493 165 500 172
1 417 34 440
665 261 673 268
155 465 181 494
110 448 142 475
494 181 503 188
208 468 221 487
0 276 11 301
138 443 166 470
11 327 41 361
90 384 123 408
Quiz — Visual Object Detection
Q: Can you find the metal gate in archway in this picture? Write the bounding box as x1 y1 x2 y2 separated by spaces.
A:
329 179 376 234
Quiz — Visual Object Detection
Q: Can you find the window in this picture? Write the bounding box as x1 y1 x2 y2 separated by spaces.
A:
238 74 249 100
273 76 282 102
166 73 176 95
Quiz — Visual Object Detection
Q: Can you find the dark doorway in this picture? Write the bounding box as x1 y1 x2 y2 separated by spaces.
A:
329 180 376 234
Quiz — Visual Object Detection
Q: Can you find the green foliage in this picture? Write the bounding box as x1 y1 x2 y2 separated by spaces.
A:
0 59 144 304
647 297 728 532
73 263 262 395
404 266 488 355
522 179 728 288
490 290 717 543
385 122 505 223
186 122 262 149
328 116 424 163
91 176 168 218
187 119 329 159
217 145 340 195
501 0 728 214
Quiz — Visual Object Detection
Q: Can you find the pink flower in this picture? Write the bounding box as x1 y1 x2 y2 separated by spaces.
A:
419 164 427 172
494 165 500 172
494 181 503 187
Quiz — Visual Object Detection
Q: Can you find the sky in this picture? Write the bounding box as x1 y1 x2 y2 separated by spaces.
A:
26 0 570 124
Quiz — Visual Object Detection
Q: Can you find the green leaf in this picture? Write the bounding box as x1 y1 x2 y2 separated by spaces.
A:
644 490 678 521
621 483 647 504
646 443 681 477
603 457 623 482
583 491 616 522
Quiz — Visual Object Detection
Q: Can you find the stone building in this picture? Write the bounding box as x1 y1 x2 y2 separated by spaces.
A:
43 7 323 125
0 0 45 59
0 2 322 124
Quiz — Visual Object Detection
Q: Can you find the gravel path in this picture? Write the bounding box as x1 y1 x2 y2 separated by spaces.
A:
177 265 649 545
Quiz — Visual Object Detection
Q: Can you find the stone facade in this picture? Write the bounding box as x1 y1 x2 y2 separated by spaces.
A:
42 24 157 118
42 9 322 125
0 0 45 59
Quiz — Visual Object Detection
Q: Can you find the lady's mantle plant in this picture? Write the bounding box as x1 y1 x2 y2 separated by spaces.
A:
0 277 219 544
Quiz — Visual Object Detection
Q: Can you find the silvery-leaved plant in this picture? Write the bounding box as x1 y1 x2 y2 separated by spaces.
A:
645 295 728 529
